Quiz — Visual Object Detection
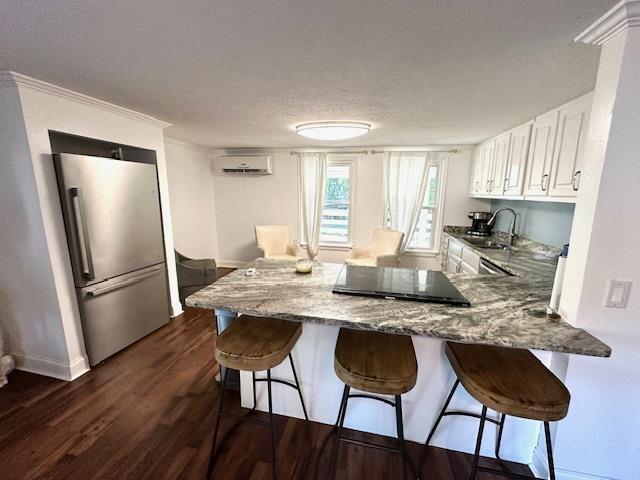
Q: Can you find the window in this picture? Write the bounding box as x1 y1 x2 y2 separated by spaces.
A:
319 160 354 245
407 161 444 251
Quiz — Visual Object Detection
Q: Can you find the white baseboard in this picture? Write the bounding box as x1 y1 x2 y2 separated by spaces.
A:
68 355 90 380
530 445 550 479
530 447 618 480
217 259 249 268
13 353 89 381
170 302 184 318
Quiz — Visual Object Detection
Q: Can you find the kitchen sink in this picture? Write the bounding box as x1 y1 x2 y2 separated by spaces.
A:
465 238 512 250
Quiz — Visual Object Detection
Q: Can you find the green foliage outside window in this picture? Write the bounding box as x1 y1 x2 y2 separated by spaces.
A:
325 178 349 205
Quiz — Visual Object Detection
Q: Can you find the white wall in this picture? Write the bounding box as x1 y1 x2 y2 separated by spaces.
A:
211 148 487 268
164 138 218 259
534 10 640 480
0 72 180 380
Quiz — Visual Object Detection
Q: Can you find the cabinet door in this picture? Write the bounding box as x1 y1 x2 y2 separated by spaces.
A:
480 139 496 194
460 260 479 275
447 255 461 274
490 132 511 195
504 122 532 196
523 110 559 196
548 93 592 197
469 146 483 194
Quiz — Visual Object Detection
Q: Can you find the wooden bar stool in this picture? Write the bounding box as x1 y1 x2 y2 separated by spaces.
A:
330 328 418 480
206 315 308 480
422 342 570 480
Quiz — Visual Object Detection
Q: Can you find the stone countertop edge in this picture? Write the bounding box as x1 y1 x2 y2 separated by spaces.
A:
186 258 612 358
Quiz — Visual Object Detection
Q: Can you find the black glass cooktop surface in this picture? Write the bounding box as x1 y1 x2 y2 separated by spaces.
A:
333 265 470 307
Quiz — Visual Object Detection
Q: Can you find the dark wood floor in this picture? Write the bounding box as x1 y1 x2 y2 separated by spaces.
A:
0 272 533 479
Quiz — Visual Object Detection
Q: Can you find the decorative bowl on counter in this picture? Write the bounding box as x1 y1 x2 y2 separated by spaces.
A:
296 258 313 274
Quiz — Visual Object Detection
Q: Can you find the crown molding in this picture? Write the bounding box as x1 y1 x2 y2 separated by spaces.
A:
575 0 640 45
0 71 171 129
164 136 212 154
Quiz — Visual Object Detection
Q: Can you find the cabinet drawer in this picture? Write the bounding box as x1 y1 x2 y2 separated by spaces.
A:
461 247 481 270
460 260 479 275
448 239 463 259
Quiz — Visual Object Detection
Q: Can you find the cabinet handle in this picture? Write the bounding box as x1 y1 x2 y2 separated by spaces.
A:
541 173 549 192
456 262 462 273
475 181 480 192
503 178 509 193
572 170 581 191
486 180 491 192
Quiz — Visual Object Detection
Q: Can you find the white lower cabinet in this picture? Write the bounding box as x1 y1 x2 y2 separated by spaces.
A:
459 260 479 275
443 238 481 275
447 254 461 274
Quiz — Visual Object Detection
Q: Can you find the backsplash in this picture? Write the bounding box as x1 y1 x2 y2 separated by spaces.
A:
489 199 575 248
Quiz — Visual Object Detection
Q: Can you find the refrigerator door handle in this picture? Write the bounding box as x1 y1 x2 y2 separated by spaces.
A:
87 266 164 297
69 187 95 280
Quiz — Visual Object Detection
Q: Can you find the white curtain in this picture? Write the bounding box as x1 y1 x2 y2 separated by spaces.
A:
384 151 433 253
299 152 327 259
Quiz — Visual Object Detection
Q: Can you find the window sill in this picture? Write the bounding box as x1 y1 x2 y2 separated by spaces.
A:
403 249 440 258
318 243 352 252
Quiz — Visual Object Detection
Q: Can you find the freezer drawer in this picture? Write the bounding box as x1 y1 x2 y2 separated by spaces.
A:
54 153 165 287
77 264 170 365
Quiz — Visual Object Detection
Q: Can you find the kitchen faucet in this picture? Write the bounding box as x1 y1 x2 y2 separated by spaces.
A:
487 208 518 246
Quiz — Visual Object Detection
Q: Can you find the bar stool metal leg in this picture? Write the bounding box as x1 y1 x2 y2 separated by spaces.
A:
252 371 257 409
425 379 460 447
206 368 230 479
469 405 488 480
329 385 350 480
394 395 408 480
288 353 309 421
495 413 506 461
267 369 277 480
544 422 556 480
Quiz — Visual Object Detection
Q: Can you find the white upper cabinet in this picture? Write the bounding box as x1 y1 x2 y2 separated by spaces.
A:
468 91 593 202
480 139 496 194
548 93 593 197
523 109 560 196
504 122 532 196
490 132 511 195
469 146 483 194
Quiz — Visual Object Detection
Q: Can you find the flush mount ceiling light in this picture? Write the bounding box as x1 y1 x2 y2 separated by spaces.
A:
295 121 371 141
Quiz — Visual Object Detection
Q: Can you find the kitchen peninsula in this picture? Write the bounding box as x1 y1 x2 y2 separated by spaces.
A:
186 239 610 463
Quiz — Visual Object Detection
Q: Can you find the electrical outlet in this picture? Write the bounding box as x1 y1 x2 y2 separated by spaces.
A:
604 280 632 308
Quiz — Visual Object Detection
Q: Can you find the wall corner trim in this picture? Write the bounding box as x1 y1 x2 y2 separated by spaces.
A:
13 352 89 381
0 70 172 129
575 0 640 45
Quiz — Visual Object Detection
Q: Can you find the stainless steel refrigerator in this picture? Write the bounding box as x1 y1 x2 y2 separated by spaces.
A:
54 153 170 366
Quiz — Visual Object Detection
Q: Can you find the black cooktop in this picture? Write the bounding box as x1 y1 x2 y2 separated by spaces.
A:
332 265 470 307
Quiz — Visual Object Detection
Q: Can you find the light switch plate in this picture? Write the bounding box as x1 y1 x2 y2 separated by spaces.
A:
605 280 632 308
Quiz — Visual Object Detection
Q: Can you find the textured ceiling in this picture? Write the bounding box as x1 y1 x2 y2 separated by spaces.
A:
0 0 616 148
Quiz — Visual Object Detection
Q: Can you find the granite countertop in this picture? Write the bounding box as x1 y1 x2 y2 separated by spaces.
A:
187 248 611 357
442 227 560 280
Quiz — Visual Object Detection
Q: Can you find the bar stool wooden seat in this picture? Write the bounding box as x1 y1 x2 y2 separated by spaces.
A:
423 342 570 480
207 315 308 480
330 328 418 480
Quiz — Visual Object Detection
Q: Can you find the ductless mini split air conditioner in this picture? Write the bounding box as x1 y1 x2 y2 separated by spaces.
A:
215 155 273 175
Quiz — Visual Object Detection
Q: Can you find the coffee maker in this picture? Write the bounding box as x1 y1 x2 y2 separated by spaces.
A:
467 212 493 236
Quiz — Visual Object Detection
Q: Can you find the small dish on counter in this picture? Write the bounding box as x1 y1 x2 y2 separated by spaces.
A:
296 258 313 274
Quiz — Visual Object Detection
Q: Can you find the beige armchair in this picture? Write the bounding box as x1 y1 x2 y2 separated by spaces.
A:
255 225 303 260
345 228 404 267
